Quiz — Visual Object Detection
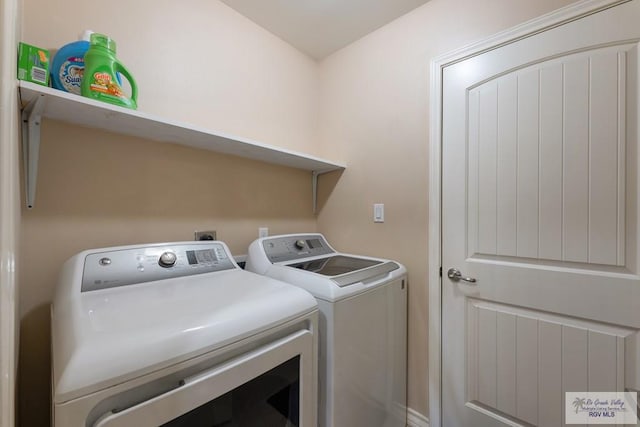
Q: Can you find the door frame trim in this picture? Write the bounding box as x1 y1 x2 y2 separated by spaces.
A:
0 0 21 426
427 0 628 425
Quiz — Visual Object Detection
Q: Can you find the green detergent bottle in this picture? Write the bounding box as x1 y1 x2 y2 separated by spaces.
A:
81 33 138 109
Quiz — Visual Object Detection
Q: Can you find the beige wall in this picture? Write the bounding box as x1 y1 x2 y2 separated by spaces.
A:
0 0 21 425
19 1 321 426
22 0 320 155
316 0 578 417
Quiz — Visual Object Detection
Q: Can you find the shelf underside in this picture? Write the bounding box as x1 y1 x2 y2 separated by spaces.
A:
19 81 345 174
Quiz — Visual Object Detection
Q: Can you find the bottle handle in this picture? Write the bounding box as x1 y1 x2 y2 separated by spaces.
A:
114 62 138 102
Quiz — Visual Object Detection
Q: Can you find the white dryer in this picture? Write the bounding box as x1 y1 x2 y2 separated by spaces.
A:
246 233 407 427
51 241 318 427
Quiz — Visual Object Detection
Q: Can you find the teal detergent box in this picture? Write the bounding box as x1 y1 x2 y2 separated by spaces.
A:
18 42 50 86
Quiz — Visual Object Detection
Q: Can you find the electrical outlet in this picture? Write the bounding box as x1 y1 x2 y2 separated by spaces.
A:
259 227 269 238
195 230 217 241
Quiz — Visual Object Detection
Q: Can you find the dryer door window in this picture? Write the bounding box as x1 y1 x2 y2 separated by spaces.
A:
162 356 300 427
92 330 314 427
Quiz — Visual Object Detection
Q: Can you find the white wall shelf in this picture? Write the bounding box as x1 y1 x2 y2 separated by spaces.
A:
19 80 345 209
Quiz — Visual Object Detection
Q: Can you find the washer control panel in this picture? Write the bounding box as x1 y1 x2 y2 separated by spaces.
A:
262 234 334 263
81 242 235 292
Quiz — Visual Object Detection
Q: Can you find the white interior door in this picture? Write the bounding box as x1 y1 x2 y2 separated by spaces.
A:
442 1 640 426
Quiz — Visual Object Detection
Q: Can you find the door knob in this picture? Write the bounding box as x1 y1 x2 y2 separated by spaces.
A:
447 268 477 284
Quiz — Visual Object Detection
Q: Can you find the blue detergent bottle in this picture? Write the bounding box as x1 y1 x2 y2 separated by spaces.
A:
50 30 93 95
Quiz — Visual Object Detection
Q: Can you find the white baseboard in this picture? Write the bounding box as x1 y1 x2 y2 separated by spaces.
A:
407 407 429 427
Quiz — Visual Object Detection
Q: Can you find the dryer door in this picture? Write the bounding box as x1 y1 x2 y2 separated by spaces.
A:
93 330 315 427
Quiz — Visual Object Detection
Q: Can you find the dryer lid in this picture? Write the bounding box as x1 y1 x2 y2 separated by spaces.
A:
51 268 317 403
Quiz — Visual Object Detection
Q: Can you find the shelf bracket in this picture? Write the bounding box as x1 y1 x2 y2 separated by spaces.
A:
21 94 46 209
312 171 319 214
311 169 341 214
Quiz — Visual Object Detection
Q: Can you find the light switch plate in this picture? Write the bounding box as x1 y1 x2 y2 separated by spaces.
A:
374 203 384 223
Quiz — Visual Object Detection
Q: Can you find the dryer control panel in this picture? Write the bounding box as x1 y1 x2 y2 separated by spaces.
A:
81 242 236 292
262 234 334 263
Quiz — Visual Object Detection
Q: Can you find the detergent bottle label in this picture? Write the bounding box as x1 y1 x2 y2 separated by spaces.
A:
58 57 84 95
89 70 125 98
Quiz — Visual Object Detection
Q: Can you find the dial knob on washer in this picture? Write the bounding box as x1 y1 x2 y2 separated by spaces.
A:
158 251 177 267
294 240 306 249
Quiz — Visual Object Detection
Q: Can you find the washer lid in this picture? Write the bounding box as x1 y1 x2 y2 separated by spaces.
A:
286 255 400 287
51 269 317 403
287 255 382 276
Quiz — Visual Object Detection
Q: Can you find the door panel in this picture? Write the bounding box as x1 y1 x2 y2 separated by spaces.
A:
467 45 630 266
442 1 640 426
466 300 634 426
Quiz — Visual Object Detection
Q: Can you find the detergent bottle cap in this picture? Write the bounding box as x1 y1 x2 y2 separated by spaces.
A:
79 30 94 41
90 33 116 53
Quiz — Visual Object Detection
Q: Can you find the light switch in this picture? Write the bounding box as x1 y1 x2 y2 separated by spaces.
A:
374 203 384 223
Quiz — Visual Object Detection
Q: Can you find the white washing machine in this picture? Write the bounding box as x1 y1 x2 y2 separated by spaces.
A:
51 241 318 427
245 233 407 427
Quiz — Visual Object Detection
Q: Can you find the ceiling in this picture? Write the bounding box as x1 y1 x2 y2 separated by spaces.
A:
220 0 430 60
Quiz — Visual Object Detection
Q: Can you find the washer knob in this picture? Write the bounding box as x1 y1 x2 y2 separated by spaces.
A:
158 251 177 268
294 239 306 249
